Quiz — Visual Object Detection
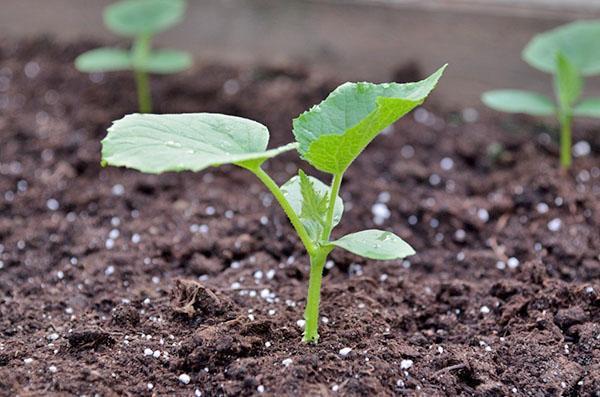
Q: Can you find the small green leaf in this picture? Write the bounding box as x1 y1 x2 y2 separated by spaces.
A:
328 230 415 260
104 0 186 37
298 171 328 239
137 50 193 74
75 48 131 72
573 97 600 118
281 171 343 241
554 52 582 110
481 90 555 116
292 65 446 174
522 19 600 76
101 113 297 174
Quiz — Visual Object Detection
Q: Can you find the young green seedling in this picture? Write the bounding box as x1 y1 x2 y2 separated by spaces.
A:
75 0 192 113
101 65 446 343
482 19 600 169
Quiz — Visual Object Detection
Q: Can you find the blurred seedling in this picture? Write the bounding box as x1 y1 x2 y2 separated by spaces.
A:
482 20 600 169
75 0 192 113
100 65 447 343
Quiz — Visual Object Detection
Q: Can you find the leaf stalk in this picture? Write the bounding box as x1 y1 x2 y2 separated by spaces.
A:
250 166 318 255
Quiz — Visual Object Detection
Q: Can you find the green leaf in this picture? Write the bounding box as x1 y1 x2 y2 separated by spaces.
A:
298 171 328 239
75 48 131 72
573 97 600 118
522 19 600 76
137 50 192 74
104 0 186 37
101 113 297 174
292 65 446 174
328 230 415 260
280 171 343 241
481 90 555 116
554 52 582 110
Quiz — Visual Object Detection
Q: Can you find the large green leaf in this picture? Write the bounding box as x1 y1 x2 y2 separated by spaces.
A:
481 90 555 116
104 0 186 37
554 52 582 110
328 230 415 260
137 50 192 74
75 48 131 72
292 65 446 174
522 19 600 76
573 97 600 118
101 113 297 174
280 171 344 241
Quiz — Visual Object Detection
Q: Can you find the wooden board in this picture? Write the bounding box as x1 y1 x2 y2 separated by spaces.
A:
1 0 600 107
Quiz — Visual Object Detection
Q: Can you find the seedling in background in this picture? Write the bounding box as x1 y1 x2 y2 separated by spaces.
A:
101 65 446 343
482 19 600 169
75 0 192 113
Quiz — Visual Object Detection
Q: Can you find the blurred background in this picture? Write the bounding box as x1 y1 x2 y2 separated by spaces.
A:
2 0 600 107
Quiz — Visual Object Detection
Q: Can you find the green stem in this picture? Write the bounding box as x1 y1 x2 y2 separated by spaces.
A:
559 113 572 169
249 166 344 344
320 173 343 241
134 69 152 113
303 250 327 343
303 172 343 343
250 166 317 255
132 34 152 113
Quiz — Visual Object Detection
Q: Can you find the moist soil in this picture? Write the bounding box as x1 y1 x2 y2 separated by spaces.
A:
0 38 599 397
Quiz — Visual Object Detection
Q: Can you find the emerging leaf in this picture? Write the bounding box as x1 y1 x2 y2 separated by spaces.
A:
292 65 446 174
328 230 415 260
481 90 555 116
522 19 600 76
75 48 131 72
101 113 297 174
554 52 582 111
573 98 600 118
281 171 343 241
298 171 328 239
104 0 186 37
137 50 193 74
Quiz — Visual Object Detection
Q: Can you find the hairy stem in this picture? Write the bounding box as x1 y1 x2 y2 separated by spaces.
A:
303 250 327 343
134 69 152 113
251 166 317 255
250 166 344 343
303 172 344 343
559 113 572 169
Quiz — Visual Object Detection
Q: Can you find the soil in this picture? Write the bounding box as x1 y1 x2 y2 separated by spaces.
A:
0 38 599 397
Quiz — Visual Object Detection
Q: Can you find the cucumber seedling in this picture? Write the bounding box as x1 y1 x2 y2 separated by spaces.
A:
482 19 600 169
101 65 446 343
75 0 192 113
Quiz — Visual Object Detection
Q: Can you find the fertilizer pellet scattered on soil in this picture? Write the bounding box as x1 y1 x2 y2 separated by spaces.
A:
111 184 124 196
572 140 591 157
477 208 490 222
547 218 562 232
400 359 413 370
178 374 191 384
507 257 520 269
339 347 352 357
46 198 59 211
440 157 454 170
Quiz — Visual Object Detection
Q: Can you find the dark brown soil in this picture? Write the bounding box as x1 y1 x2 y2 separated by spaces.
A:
1 38 599 397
